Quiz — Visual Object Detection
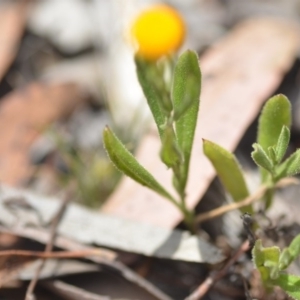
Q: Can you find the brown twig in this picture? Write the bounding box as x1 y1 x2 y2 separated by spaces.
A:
0 249 107 259
196 177 299 224
25 196 70 300
185 240 250 300
42 280 111 300
0 225 116 261
0 225 171 300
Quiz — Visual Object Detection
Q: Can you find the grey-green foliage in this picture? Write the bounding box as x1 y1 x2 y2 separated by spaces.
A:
203 140 253 213
275 149 300 180
251 96 300 182
275 125 290 163
249 95 300 209
172 50 201 195
135 58 169 139
251 143 274 174
103 126 177 205
253 235 300 299
160 123 183 168
256 94 291 183
103 50 201 229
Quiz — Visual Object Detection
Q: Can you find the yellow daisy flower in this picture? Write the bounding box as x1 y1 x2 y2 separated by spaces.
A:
131 4 185 61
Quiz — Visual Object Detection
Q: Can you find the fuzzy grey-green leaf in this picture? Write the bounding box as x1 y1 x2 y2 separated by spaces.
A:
172 50 201 194
160 124 183 168
103 126 176 203
288 234 300 260
275 125 290 163
135 57 167 139
257 94 291 181
268 146 277 165
276 149 300 180
279 248 293 270
258 94 291 150
252 239 264 268
173 75 198 121
251 143 274 173
272 274 300 300
203 140 253 213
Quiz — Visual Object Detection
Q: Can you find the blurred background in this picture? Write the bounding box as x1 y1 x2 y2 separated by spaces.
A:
2 1 300 299
1 0 300 208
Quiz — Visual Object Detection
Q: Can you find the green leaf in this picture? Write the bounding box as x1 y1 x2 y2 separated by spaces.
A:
263 246 281 280
103 126 176 203
276 149 300 180
203 140 253 213
172 50 201 193
268 146 277 165
251 143 274 173
173 75 198 121
135 57 167 139
272 274 300 300
252 240 270 282
275 125 290 163
160 123 183 168
288 234 300 258
252 239 281 281
279 248 293 271
280 234 300 270
257 94 291 182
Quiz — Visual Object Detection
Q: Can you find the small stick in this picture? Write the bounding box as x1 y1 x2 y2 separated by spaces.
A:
196 177 298 224
0 249 107 259
185 240 250 300
0 227 171 300
25 195 70 300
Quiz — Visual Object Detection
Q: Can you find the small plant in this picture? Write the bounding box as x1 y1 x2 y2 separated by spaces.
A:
203 94 299 213
102 4 300 296
104 5 200 232
252 235 300 299
104 4 300 232
104 49 200 232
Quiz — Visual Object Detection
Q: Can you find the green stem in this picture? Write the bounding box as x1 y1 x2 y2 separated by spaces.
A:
179 195 197 234
264 173 276 209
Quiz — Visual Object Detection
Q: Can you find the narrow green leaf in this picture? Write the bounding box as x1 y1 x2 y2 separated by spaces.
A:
251 143 274 173
288 234 300 259
135 57 167 139
268 146 277 165
160 124 183 168
272 274 300 300
279 248 293 270
203 140 253 213
173 75 198 121
276 149 300 180
253 240 271 282
279 235 300 273
257 94 291 182
172 50 201 193
258 94 291 151
275 125 290 163
103 126 176 203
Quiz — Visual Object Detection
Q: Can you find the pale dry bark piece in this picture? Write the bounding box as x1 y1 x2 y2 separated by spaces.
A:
0 186 223 264
0 82 85 185
0 0 29 81
102 18 300 228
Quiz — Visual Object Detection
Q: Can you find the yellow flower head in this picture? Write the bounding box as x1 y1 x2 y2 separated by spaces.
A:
131 4 185 61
